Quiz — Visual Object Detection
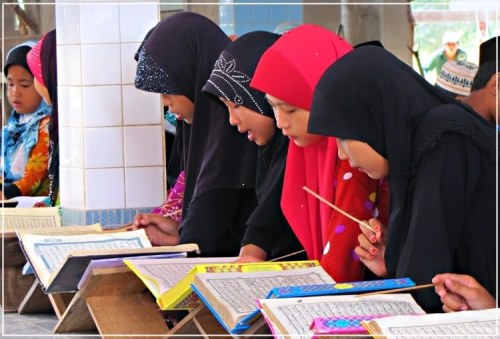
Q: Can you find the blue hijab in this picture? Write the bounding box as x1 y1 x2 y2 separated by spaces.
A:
2 101 51 182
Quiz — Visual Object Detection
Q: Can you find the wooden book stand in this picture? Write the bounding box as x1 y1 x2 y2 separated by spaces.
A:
54 266 168 337
167 303 271 338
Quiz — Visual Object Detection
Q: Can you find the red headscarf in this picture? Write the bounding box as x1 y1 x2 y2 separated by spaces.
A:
26 33 46 87
251 24 353 260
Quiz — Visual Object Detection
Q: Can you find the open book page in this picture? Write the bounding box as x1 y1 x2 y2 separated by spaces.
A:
193 266 335 331
1 207 61 235
363 308 500 339
259 294 426 338
19 228 151 287
77 252 188 290
124 256 237 297
17 224 103 236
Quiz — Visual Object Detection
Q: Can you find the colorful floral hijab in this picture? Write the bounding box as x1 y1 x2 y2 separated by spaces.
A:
2 42 50 183
251 24 353 260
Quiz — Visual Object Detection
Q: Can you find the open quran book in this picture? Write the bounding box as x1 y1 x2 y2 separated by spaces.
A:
123 256 237 310
17 225 199 293
1 207 61 237
258 294 426 338
190 261 334 334
362 308 500 339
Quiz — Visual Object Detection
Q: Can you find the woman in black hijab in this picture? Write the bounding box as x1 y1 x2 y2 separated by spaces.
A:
203 31 306 261
309 46 496 312
133 12 258 257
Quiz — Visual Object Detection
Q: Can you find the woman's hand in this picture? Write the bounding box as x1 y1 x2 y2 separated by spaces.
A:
432 273 497 312
132 213 181 246
354 218 387 277
235 244 267 263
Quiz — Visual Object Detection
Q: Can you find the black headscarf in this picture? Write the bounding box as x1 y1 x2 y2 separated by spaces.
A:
135 12 257 217
310 46 496 309
203 31 304 259
40 30 59 206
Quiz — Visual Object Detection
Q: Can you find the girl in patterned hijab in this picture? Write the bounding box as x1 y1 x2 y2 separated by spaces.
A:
133 12 258 257
203 31 306 262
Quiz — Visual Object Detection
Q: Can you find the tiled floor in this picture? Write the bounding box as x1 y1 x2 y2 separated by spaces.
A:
0 310 97 338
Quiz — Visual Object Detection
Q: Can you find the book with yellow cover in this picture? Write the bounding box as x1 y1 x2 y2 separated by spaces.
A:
124 257 238 310
124 259 321 312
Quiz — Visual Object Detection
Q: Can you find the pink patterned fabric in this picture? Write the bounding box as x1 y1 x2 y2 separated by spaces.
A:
26 34 46 87
151 171 184 222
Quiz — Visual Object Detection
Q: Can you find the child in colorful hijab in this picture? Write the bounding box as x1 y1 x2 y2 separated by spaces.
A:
251 24 389 282
203 31 306 262
26 30 59 206
1 41 51 200
133 12 258 257
310 45 495 312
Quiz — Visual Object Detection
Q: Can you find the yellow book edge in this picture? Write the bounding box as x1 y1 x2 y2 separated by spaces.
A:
159 259 320 311
361 320 388 339
123 259 162 299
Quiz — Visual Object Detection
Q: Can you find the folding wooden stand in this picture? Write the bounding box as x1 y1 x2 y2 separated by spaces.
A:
54 266 168 337
17 281 53 314
167 303 271 338
1 235 51 313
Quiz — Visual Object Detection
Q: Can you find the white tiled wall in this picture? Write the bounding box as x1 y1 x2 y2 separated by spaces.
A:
80 4 120 44
81 44 122 85
59 126 84 168
57 45 82 86
125 167 165 208
60 167 85 209
58 86 83 127
122 85 162 125
119 4 159 43
56 3 81 45
121 43 141 84
57 0 162 214
84 127 124 168
85 168 125 209
82 85 123 127
123 125 163 167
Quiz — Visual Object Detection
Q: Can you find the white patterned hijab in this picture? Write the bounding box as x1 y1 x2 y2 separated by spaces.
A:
203 31 279 118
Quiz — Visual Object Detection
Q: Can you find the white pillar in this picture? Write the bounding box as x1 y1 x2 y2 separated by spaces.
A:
55 0 164 227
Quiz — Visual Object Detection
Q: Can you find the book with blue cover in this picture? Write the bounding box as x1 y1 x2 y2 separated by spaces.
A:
266 277 415 298
190 261 333 334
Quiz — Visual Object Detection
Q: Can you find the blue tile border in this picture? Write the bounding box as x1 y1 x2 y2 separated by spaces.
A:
61 207 154 229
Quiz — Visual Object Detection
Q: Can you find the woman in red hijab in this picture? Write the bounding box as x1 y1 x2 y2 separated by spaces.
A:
251 24 388 282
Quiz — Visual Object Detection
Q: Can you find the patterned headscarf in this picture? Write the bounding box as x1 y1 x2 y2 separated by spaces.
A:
203 31 279 117
134 12 257 212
